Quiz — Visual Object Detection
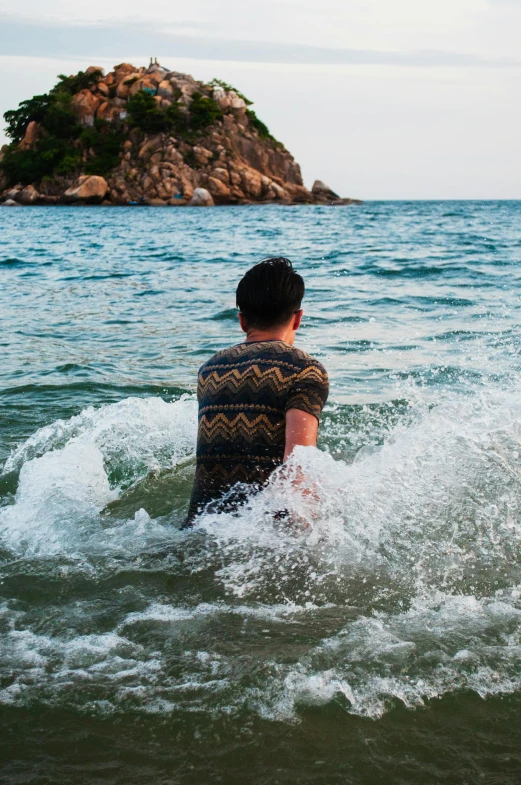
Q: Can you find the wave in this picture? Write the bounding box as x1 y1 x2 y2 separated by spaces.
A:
0 395 197 555
257 588 521 720
2 386 521 720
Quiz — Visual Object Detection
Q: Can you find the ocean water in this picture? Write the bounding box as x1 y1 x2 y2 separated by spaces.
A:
1 201 521 783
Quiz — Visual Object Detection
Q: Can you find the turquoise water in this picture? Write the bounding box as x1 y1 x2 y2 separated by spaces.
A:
2 202 521 783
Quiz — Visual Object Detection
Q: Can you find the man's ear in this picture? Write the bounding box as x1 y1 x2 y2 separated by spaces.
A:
238 312 248 333
292 309 304 330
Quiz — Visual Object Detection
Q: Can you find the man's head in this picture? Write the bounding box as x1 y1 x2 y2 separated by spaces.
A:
236 258 305 339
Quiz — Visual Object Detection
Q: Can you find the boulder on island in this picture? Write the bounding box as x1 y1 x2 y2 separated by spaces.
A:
17 185 40 204
1 199 21 206
5 186 23 201
311 180 340 202
63 176 109 204
189 188 215 207
19 121 39 150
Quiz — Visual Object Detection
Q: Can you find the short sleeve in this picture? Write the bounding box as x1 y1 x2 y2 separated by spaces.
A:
197 368 205 403
285 362 329 422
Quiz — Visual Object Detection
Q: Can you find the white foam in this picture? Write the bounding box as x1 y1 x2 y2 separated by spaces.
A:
0 441 115 555
196 388 521 603
3 394 197 477
0 620 160 709
118 600 328 631
255 588 521 720
0 396 197 555
1 588 521 720
3 387 521 719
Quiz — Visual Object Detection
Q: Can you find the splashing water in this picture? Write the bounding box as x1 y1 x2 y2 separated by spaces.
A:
0 396 197 555
2 381 521 721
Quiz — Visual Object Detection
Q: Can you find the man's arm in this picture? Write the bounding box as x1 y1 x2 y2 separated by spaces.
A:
284 408 319 462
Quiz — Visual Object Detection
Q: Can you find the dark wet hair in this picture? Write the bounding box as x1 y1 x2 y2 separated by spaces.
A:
236 257 305 329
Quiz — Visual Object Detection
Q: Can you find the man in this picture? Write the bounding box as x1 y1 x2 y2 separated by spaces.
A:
184 257 329 526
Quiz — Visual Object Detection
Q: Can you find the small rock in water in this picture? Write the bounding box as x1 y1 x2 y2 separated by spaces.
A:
311 179 340 202
189 188 215 207
311 179 362 205
2 199 21 207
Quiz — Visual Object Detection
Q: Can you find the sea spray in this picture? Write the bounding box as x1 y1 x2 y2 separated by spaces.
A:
3 394 198 479
196 387 521 606
2 383 521 721
0 395 197 555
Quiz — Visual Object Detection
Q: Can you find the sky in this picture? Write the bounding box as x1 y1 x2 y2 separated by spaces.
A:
1 0 520 199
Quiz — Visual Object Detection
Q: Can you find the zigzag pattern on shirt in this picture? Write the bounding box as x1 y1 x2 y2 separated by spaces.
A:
200 403 280 415
198 412 284 446
203 357 309 374
196 452 278 463
200 364 325 402
200 364 294 397
202 359 325 383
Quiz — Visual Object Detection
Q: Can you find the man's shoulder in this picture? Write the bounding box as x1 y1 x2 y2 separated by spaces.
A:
199 343 249 372
284 344 328 375
199 342 326 375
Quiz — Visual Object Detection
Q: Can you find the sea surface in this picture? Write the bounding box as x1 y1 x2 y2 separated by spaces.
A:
1 201 521 784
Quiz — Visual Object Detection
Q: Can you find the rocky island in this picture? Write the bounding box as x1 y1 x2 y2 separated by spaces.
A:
0 60 359 207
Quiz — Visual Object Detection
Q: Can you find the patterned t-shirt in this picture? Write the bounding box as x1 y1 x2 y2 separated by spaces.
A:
185 340 329 524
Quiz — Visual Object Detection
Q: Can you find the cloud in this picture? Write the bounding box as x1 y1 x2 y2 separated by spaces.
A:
0 16 518 68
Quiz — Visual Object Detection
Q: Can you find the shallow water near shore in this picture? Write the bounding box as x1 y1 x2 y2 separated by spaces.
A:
2 201 521 783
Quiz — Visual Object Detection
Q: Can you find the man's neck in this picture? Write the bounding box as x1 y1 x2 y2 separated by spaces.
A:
245 326 295 345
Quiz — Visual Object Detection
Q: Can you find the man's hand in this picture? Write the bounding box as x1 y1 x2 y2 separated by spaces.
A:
284 408 318 461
